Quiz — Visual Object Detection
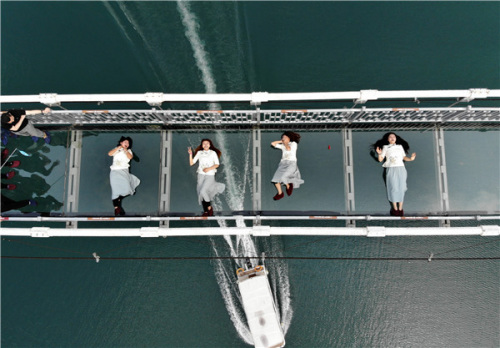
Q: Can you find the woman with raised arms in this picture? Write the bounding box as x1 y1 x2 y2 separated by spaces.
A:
108 136 140 216
372 132 416 216
188 139 225 216
271 131 304 201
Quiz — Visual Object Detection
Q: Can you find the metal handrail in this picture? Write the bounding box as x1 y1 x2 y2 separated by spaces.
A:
2 214 499 222
1 89 499 106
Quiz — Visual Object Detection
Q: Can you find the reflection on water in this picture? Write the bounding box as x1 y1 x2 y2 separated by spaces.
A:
1 131 67 213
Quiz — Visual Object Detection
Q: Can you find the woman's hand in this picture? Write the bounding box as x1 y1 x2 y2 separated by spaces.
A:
403 153 417 162
203 164 219 172
108 146 124 156
376 147 382 155
187 147 192 155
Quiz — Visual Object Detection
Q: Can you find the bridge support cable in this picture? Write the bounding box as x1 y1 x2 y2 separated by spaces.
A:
252 127 262 225
434 127 451 227
65 131 82 229
158 130 173 228
342 129 356 227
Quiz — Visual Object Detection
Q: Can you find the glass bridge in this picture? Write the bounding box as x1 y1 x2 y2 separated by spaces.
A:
1 89 499 237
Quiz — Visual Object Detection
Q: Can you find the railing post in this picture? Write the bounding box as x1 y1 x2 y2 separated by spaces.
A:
65 130 82 228
342 128 356 227
159 130 173 228
434 127 450 227
252 125 262 222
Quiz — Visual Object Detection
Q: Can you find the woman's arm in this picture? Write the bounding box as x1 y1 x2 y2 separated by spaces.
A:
404 153 416 161
188 147 196 166
125 150 133 160
26 107 51 116
108 146 122 156
271 140 282 147
375 147 384 162
9 114 26 131
203 164 219 173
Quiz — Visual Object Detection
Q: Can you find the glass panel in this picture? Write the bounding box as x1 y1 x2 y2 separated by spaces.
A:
171 131 253 214
445 130 500 212
353 130 440 213
79 132 160 214
261 131 344 212
1 130 68 214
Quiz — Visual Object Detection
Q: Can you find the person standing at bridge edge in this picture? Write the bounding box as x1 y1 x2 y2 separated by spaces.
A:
271 131 304 201
188 139 225 216
108 136 140 216
372 132 416 216
1 108 52 143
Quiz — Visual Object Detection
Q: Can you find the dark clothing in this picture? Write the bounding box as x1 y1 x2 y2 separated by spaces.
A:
202 200 211 212
1 194 30 212
1 109 28 132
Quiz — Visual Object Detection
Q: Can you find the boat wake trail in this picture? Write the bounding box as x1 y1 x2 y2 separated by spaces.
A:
176 0 217 94
261 238 294 334
178 1 293 342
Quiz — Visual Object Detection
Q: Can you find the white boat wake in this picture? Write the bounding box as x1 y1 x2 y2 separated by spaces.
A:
178 1 293 344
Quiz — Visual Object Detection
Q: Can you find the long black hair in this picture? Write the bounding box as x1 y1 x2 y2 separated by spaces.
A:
282 131 301 144
117 136 133 150
371 132 409 154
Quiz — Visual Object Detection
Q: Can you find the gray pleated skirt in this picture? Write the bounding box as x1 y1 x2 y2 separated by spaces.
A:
271 160 304 188
110 169 141 200
197 174 225 204
386 166 407 203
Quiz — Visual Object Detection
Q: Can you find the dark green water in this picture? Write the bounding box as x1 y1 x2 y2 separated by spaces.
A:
1 2 499 347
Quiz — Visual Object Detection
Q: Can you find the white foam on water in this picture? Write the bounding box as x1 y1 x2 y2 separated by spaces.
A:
102 1 133 43
178 1 293 341
104 1 167 90
210 240 254 344
176 0 217 94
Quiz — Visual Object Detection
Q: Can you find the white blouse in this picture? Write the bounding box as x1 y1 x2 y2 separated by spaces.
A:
274 141 298 162
380 144 405 168
192 150 219 175
110 149 133 170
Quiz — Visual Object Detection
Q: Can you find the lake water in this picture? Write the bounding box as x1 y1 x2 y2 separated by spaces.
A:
1 2 499 347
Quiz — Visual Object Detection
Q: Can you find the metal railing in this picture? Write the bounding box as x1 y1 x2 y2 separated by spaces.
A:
1 89 498 129
0 107 496 131
1 89 499 236
1 89 499 106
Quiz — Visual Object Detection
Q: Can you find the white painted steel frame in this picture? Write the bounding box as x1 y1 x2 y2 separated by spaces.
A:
13 107 500 126
1 89 499 105
158 130 173 227
65 130 82 228
3 215 497 222
342 129 356 227
1 225 498 238
252 128 262 212
434 128 451 227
